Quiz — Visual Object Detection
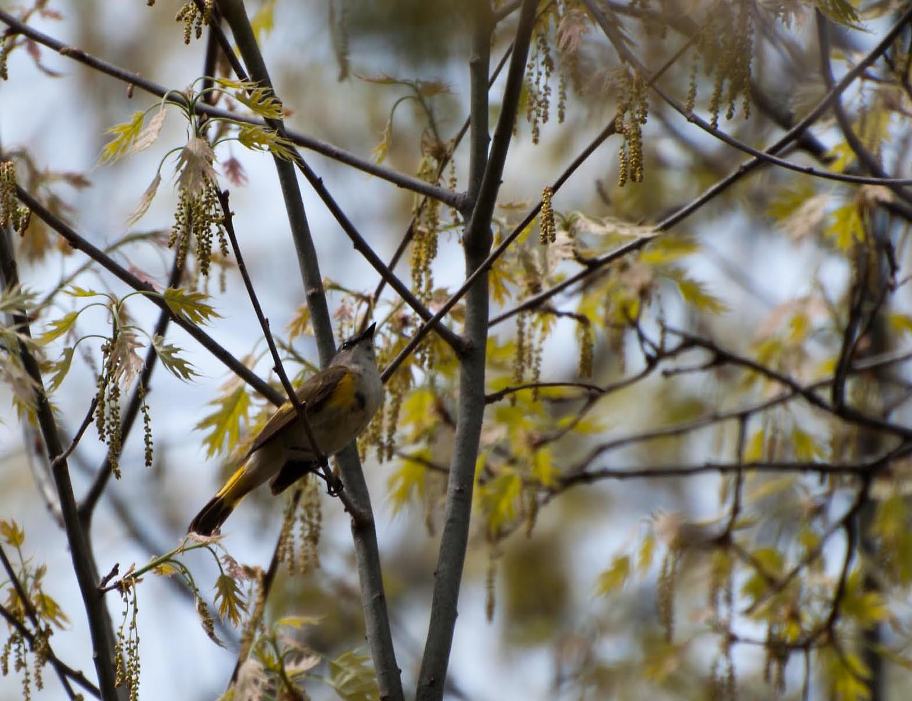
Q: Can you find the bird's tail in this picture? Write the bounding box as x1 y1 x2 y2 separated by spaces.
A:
188 466 248 536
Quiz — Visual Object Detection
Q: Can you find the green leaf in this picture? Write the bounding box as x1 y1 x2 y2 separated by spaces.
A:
38 311 79 345
637 533 655 573
387 457 427 513
826 203 864 251
0 518 24 547
214 574 247 626
0 285 37 316
99 111 146 164
792 426 823 461
744 429 765 462
326 650 380 701
842 569 888 624
47 347 74 392
531 447 556 487
163 287 221 325
372 118 392 164
275 615 322 629
37 592 69 628
815 0 860 27
215 78 284 120
66 286 105 298
639 236 699 265
195 385 251 457
250 0 276 40
151 334 199 381
596 554 630 595
888 313 912 336
673 275 728 314
237 124 297 161
478 471 522 534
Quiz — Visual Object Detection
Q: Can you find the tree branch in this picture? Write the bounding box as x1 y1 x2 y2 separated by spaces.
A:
0 9 462 209
215 3 403 698
0 227 120 699
490 2 912 326
78 255 183 525
417 1 536 696
0 599 99 699
12 184 282 405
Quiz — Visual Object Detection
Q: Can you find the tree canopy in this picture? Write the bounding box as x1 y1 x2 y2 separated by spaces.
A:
2 0 912 699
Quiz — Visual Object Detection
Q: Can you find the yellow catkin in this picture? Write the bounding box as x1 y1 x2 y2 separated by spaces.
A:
539 186 555 244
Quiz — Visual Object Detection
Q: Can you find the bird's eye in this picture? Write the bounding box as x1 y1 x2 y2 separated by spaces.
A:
341 340 353 350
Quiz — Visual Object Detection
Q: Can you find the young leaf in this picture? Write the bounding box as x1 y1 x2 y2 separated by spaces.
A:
214 573 247 626
387 458 427 513
100 111 146 164
223 82 285 120
38 310 79 344
250 0 277 41
163 287 221 325
66 286 106 298
531 447 556 487
237 124 297 161
596 554 631 595
110 329 144 388
151 334 199 381
47 347 74 392
673 274 729 314
326 650 380 701
126 172 162 226
175 136 217 193
0 518 25 547
130 106 167 154
195 384 251 457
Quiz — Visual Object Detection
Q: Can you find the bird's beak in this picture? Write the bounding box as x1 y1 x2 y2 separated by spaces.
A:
356 322 376 343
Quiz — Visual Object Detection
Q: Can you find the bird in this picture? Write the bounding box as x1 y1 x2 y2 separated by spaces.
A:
189 322 383 536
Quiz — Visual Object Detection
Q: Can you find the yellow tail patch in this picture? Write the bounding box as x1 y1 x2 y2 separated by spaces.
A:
215 466 246 504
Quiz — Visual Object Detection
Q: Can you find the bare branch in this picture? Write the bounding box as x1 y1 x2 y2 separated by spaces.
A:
417 1 536 696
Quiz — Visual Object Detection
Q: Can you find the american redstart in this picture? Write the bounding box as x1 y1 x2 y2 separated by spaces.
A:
189 322 382 535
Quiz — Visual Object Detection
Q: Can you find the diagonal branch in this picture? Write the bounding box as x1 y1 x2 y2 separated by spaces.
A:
196 6 465 354
0 9 461 210
0 598 99 699
491 2 912 327
382 22 696 380
12 184 282 405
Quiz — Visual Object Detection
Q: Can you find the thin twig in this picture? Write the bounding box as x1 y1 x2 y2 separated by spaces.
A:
384 25 697 379
216 189 362 518
12 184 282 405
0 599 99 699
79 255 184 524
0 9 462 209
490 4 912 326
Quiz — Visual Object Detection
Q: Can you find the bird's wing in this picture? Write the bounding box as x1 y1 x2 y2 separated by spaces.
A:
247 365 353 456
